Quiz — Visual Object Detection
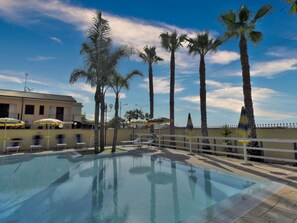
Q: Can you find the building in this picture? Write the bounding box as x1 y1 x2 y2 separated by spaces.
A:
0 89 83 127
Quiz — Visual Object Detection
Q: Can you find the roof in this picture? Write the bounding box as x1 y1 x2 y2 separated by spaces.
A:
0 89 77 102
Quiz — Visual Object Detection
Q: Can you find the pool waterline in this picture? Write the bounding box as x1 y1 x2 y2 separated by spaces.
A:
0 151 283 223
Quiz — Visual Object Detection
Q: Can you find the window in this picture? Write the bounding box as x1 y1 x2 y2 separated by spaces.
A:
39 105 44 115
25 105 34 115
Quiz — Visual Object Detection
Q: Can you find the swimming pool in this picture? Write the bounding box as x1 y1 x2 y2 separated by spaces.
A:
0 152 280 223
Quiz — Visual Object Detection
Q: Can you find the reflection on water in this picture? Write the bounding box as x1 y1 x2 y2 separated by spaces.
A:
0 154 258 223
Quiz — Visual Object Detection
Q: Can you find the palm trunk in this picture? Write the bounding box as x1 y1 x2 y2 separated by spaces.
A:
239 35 261 158
199 55 210 148
148 62 154 133
170 51 176 146
100 93 105 152
112 94 119 152
94 90 100 154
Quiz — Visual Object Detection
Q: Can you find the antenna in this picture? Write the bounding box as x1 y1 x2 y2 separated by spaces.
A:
24 73 28 92
24 73 32 92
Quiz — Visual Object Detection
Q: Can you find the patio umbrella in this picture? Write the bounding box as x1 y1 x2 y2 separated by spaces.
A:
128 119 148 126
147 117 171 149
34 118 64 149
185 113 194 155
237 106 250 138
128 119 148 139
237 106 250 163
0 117 25 152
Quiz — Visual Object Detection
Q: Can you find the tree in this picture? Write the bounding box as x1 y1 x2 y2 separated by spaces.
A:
110 70 143 152
160 31 187 145
69 11 110 154
124 109 144 121
139 46 163 133
288 0 297 14
187 32 222 148
220 5 272 157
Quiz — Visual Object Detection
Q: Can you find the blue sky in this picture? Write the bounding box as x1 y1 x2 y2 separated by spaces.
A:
0 0 296 127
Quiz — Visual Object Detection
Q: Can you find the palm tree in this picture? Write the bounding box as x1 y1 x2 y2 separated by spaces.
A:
69 11 110 154
110 70 143 152
187 33 222 148
139 46 163 133
220 5 272 156
98 46 133 152
288 0 297 14
160 31 187 145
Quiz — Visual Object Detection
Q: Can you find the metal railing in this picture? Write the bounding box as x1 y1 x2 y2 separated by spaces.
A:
207 123 297 129
137 134 297 164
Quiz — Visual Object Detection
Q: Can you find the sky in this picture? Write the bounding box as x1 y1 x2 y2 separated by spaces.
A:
0 0 296 127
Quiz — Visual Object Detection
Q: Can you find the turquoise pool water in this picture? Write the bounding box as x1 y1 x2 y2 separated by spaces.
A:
0 152 270 223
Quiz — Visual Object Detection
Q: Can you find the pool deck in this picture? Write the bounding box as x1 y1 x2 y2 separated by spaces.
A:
125 146 297 223
1 146 296 222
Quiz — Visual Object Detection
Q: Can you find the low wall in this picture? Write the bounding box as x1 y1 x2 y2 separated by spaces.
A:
1 127 297 159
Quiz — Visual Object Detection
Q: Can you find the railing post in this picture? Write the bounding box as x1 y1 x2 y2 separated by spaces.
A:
294 142 297 166
197 138 200 151
243 143 248 164
234 140 238 154
214 139 217 155
184 136 186 149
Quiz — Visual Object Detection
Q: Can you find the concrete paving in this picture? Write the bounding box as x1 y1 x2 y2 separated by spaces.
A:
125 146 297 223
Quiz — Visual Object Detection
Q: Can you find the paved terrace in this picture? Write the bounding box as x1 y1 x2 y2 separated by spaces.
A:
126 146 297 223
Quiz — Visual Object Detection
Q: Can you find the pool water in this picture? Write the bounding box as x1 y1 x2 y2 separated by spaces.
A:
0 153 271 223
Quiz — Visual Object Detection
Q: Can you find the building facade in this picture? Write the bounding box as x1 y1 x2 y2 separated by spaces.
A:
0 89 83 127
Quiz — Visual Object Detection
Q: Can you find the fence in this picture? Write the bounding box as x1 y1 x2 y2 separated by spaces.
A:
138 133 297 164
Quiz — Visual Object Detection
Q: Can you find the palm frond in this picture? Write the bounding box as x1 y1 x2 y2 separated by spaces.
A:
220 11 236 27
139 45 163 64
248 31 263 44
238 5 251 22
289 0 297 14
160 32 171 52
187 32 221 56
252 4 273 22
160 31 186 52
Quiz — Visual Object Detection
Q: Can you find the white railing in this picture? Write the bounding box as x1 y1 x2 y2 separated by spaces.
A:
137 134 297 164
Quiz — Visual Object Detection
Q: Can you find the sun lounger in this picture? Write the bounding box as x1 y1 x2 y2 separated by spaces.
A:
5 138 22 154
140 139 154 148
75 134 86 149
56 134 67 150
30 135 42 152
121 138 142 148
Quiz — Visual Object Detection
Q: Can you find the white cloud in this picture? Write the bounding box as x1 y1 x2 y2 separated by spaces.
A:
50 36 63 44
208 50 240 64
0 70 48 85
250 59 297 77
179 82 295 119
0 0 203 72
68 92 90 104
139 76 184 94
27 55 54 61
206 80 232 88
0 74 22 83
71 83 95 94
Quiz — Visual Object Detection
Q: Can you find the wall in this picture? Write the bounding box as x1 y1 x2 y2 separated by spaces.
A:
0 127 297 162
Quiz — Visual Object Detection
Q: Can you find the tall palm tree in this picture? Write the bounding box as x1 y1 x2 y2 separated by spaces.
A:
187 33 222 147
98 46 133 152
160 31 187 144
220 5 272 156
139 46 163 133
110 70 143 152
70 11 110 154
288 0 297 14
